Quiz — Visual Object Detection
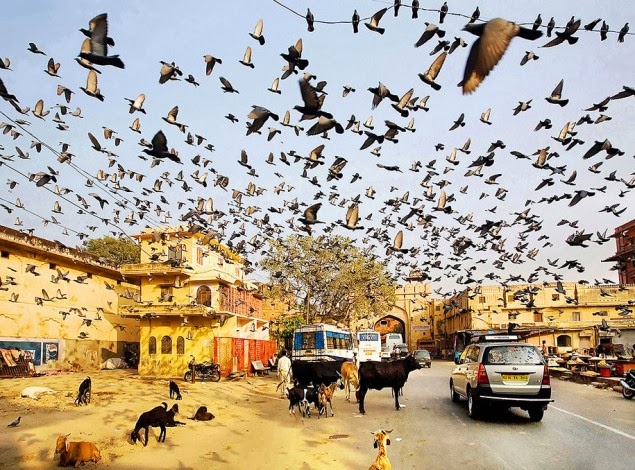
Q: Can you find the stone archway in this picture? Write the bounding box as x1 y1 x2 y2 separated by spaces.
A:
374 315 406 344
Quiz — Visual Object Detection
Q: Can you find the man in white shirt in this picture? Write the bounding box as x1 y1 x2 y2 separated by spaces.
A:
277 349 292 398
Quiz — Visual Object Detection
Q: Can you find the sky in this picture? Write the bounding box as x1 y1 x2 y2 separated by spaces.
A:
0 0 633 295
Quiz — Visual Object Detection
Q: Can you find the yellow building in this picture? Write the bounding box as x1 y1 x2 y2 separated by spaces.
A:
0 226 140 373
350 276 433 353
438 282 635 355
119 227 275 377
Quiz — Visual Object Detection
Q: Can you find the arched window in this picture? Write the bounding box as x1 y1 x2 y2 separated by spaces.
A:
149 336 157 355
176 336 185 355
161 335 172 354
196 285 212 307
557 335 572 347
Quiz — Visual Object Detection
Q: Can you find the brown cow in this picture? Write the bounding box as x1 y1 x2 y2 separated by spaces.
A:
340 361 359 402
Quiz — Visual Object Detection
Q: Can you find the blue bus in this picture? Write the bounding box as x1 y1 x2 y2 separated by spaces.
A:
292 324 355 361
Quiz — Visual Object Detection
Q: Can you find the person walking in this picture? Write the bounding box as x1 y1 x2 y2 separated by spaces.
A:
276 349 292 398
541 340 548 358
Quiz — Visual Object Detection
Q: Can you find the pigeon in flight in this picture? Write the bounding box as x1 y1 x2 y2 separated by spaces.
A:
365 8 388 34
543 17 581 47
419 52 447 91
545 79 568 106
142 130 181 163
461 18 543 94
239 46 255 68
27 43 46 55
249 19 265 45
203 55 222 76
79 13 124 68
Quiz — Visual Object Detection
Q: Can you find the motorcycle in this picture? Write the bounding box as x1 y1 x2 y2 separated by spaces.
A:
184 356 221 382
620 369 635 399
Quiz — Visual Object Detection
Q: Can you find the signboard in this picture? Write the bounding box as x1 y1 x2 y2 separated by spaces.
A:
359 332 380 342
412 325 430 331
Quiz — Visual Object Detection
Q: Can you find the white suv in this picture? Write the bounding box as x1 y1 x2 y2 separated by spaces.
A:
449 335 553 421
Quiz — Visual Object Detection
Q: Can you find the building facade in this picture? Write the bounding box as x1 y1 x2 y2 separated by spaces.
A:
437 282 635 355
0 226 140 373
119 227 275 377
604 219 635 285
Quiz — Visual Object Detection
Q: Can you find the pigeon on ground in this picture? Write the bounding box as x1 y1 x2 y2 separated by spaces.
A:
7 417 20 427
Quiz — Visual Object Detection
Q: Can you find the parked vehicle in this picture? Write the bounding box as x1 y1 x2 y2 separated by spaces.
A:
184 356 220 382
384 333 403 352
380 345 391 361
391 343 409 359
620 369 635 399
413 349 432 368
449 335 552 421
356 330 382 362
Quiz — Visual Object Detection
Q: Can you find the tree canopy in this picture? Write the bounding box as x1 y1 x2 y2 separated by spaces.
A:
83 236 141 266
258 234 396 327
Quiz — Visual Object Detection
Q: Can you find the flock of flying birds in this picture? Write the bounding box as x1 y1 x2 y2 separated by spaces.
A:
0 2 634 300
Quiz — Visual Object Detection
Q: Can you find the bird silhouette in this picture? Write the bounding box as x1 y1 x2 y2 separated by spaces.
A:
461 18 543 94
79 14 124 68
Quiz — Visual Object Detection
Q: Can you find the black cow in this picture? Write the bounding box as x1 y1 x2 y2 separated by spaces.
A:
358 355 421 414
291 360 345 388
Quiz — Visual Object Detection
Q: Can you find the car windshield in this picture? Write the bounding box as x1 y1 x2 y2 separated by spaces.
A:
485 345 543 365
415 351 429 357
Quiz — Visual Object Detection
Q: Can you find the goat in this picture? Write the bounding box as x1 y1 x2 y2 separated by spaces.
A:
165 403 186 426
318 382 338 417
74 377 91 406
368 429 392 470
130 402 168 446
189 405 215 421
54 434 101 468
287 385 320 418
169 380 182 400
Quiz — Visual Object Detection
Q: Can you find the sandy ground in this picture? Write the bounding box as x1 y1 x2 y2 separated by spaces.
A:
0 369 378 469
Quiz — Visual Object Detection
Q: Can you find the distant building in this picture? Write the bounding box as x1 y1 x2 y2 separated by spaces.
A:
603 218 635 284
0 225 140 372
438 282 635 355
119 227 275 377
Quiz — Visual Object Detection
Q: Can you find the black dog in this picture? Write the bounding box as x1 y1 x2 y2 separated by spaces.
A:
189 405 215 421
75 376 91 406
169 380 182 400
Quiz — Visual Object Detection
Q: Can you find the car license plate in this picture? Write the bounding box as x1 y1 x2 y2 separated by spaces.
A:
502 374 528 381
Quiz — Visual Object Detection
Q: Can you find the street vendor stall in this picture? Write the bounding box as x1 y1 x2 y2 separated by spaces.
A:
0 348 35 378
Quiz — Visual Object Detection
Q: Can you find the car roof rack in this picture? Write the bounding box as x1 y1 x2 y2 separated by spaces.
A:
472 334 520 343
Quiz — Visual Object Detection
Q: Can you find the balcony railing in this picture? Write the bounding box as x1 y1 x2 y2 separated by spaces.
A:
120 262 192 276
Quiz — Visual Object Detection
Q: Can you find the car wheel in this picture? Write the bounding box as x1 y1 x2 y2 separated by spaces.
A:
467 388 481 419
528 407 544 422
622 387 634 400
449 380 460 402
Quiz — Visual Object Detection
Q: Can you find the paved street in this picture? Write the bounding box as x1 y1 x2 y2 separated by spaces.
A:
340 360 634 470
1 364 633 469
